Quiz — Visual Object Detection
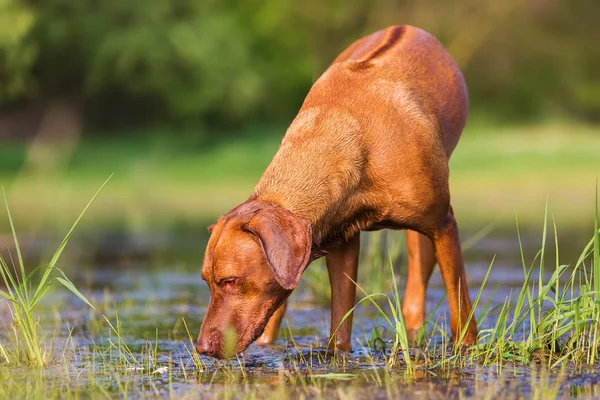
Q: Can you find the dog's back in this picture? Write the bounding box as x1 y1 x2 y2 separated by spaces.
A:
330 25 468 157
256 25 468 241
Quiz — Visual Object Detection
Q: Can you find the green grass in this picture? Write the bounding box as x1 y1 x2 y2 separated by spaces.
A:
1 122 600 397
0 205 599 397
0 180 107 366
0 121 599 233
337 188 600 372
466 205 600 368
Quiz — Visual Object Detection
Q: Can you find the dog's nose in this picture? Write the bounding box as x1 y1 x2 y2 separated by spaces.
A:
196 337 218 357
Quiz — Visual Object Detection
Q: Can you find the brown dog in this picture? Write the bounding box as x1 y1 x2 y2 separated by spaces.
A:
196 25 477 359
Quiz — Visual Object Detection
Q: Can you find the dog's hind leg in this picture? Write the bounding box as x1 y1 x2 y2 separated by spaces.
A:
402 229 436 341
256 301 287 344
431 206 477 345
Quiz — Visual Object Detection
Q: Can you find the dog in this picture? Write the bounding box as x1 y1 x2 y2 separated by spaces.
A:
196 25 477 359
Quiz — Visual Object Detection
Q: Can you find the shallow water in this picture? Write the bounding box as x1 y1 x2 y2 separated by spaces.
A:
1 227 599 398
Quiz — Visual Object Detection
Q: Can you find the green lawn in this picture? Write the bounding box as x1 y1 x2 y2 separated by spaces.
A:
0 121 598 233
450 121 600 229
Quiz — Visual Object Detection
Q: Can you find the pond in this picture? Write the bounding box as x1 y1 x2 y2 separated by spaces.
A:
1 226 600 399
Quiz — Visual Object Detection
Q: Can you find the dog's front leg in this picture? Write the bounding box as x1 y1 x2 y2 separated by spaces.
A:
402 229 436 341
326 233 360 352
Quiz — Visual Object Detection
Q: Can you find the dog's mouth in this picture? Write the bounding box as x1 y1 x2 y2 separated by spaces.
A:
201 293 290 359
233 299 286 356
199 317 271 359
234 316 272 354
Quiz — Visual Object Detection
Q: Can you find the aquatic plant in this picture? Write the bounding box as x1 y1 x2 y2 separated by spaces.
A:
339 187 600 371
0 180 599 398
0 178 110 366
465 189 600 368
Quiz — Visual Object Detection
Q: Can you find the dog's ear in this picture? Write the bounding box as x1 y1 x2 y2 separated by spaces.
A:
243 207 312 290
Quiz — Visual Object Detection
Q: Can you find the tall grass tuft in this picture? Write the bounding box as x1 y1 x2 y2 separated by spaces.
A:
594 181 600 306
0 178 110 366
458 187 600 368
353 186 600 370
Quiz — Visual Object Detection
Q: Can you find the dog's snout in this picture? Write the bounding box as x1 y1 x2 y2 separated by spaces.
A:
196 337 218 357
196 326 225 358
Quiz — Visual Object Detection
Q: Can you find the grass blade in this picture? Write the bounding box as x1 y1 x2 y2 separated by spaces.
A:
56 276 95 310
2 188 27 301
33 175 112 305
594 181 599 305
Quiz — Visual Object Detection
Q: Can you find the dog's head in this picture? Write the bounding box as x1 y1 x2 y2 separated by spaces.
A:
196 201 312 358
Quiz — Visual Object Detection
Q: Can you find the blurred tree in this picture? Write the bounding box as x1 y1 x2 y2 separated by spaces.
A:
0 0 37 100
28 0 316 128
0 0 598 131
293 0 600 122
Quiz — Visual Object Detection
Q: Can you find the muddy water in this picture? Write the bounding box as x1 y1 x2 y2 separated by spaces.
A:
1 228 599 398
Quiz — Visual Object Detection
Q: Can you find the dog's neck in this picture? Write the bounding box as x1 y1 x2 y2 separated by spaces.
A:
253 168 374 258
251 102 393 258
247 191 329 249
245 194 353 261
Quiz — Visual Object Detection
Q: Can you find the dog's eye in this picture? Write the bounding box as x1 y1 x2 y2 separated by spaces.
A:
222 278 242 294
219 277 240 290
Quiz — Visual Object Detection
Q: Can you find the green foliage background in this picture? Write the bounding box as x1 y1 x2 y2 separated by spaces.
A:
1 0 599 130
